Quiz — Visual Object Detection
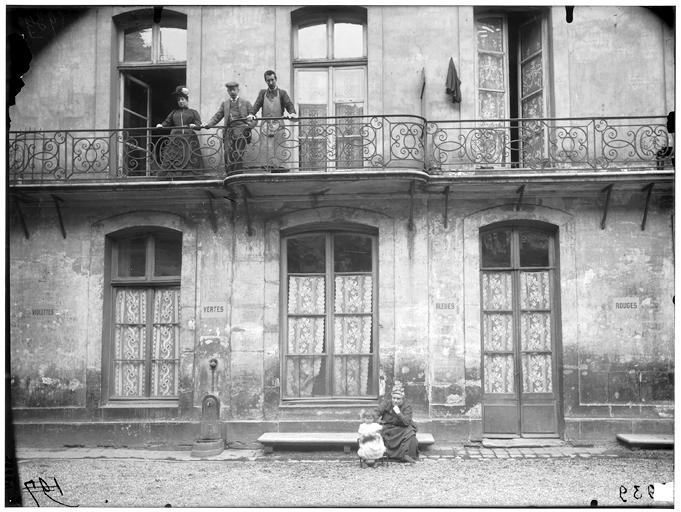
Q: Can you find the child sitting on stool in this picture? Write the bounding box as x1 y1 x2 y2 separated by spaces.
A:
357 409 386 467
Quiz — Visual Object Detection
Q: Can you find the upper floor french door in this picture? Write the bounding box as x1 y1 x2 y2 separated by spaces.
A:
292 10 368 171
115 9 187 176
475 11 549 167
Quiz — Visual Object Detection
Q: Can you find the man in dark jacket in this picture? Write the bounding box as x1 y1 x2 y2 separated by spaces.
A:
247 70 297 171
203 81 256 174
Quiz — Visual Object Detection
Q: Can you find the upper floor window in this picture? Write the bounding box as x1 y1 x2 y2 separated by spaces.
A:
475 10 549 165
292 7 367 62
292 7 368 170
118 10 187 64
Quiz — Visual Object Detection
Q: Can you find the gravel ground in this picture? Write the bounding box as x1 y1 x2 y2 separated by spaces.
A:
16 454 673 508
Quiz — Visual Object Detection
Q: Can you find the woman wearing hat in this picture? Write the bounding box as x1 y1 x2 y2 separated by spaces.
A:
374 382 419 463
156 86 203 172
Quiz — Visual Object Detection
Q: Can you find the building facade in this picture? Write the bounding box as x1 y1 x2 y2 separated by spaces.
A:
8 5 674 448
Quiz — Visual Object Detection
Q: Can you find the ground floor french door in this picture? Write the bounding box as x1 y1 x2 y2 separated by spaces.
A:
479 223 561 437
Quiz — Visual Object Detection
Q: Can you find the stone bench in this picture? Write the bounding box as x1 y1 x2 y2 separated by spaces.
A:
257 432 435 454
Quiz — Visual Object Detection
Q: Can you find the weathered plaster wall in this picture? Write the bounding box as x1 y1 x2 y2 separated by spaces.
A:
198 6 277 121
561 6 671 117
427 198 467 419
10 212 89 407
9 190 674 434
10 10 99 130
567 194 674 413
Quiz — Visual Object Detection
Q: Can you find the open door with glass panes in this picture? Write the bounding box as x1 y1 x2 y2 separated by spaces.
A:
120 75 152 176
479 223 561 437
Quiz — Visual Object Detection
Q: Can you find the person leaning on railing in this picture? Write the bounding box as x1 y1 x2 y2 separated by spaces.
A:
246 69 297 172
201 81 256 175
155 86 203 171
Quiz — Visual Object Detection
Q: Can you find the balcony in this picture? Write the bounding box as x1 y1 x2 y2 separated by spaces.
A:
8 115 674 185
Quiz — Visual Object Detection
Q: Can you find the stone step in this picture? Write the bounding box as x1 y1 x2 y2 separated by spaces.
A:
616 433 673 449
482 437 564 448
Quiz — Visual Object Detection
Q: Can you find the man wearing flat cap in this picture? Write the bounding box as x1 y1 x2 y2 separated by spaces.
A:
203 81 256 174
374 381 419 463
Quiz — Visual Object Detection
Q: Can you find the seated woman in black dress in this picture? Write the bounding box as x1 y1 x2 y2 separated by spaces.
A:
375 383 418 463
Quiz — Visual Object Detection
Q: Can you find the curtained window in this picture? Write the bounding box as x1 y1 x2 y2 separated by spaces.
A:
106 228 182 400
475 11 549 167
282 228 377 399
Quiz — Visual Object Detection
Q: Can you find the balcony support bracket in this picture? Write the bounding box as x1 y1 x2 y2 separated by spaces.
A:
12 195 30 240
206 191 218 234
515 184 526 212
51 194 67 239
641 183 654 231
600 184 614 230
242 185 254 237
408 181 416 232
443 186 450 228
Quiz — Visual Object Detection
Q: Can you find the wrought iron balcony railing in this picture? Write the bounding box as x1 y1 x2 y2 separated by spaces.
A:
8 115 673 184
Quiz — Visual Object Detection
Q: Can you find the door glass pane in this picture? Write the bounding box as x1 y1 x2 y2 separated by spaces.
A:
334 354 372 395
334 275 372 313
520 19 542 59
117 236 147 277
481 230 511 267
151 288 180 396
296 69 329 105
334 274 372 397
287 235 325 273
520 271 551 309
298 23 327 59
479 91 506 119
519 231 550 267
522 353 552 392
335 103 364 168
481 272 513 310
113 288 148 397
479 54 505 90
123 110 147 129
124 77 149 116
333 22 363 58
285 355 327 396
484 354 515 393
154 232 182 277
299 103 329 170
334 234 372 272
521 55 543 98
521 312 551 351
333 68 365 102
476 17 504 52
124 27 152 61
288 317 325 354
159 27 187 62
288 276 325 315
483 313 514 351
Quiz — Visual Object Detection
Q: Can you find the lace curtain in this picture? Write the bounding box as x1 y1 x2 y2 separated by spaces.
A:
113 287 180 397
